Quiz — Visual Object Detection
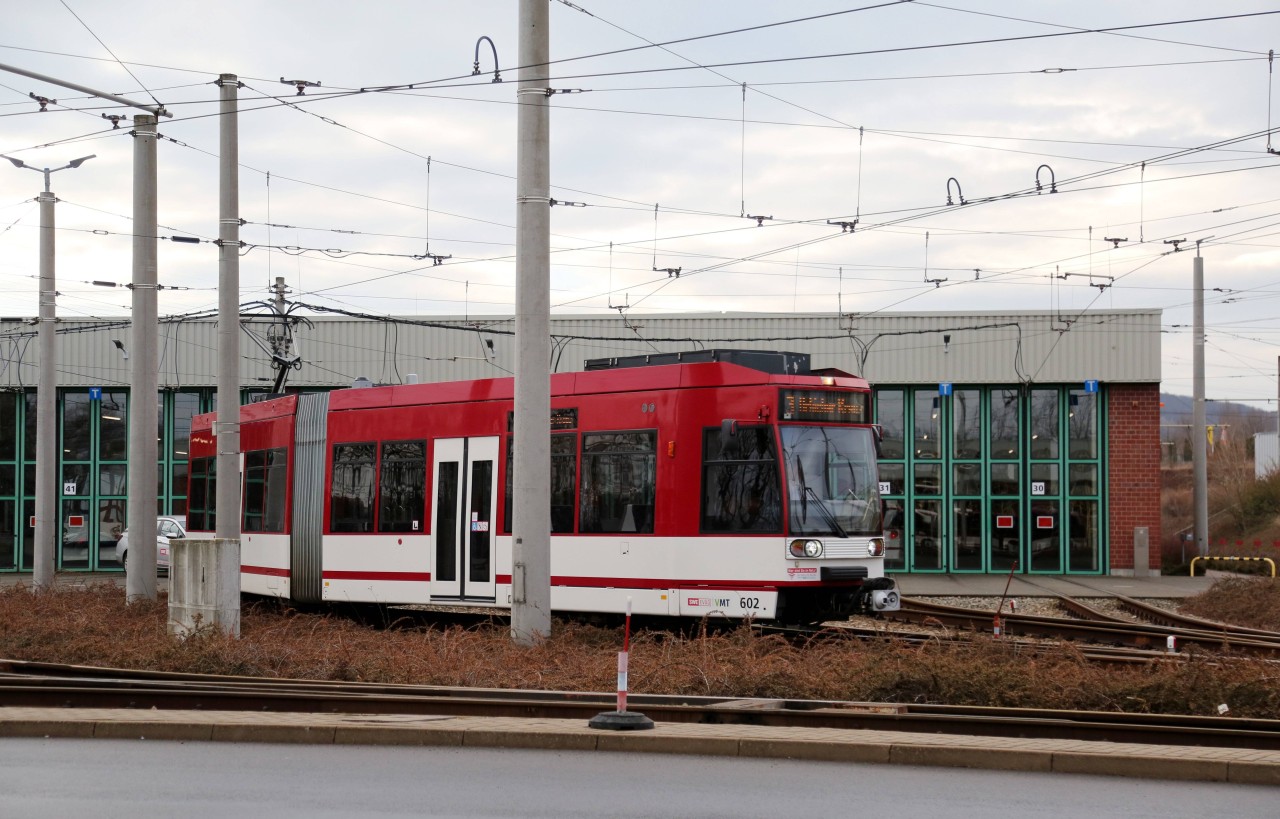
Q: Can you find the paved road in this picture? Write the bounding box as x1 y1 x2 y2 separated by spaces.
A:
2 739 1274 819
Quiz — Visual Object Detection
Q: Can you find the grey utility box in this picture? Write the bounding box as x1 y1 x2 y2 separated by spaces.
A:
1133 526 1151 578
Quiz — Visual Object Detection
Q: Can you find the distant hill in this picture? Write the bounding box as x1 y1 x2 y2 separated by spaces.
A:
1161 393 1275 429
1161 393 1275 455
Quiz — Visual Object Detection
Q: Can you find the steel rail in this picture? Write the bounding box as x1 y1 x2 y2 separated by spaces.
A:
2 659 1279 750
1110 594 1280 641
757 622 1182 665
894 598 1280 654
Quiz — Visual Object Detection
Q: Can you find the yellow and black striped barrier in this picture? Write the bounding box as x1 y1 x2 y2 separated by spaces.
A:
1190 556 1276 578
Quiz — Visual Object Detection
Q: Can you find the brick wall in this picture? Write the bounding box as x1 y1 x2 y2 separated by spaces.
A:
1107 384 1162 571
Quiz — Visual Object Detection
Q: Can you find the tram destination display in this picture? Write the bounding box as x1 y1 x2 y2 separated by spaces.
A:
779 389 867 422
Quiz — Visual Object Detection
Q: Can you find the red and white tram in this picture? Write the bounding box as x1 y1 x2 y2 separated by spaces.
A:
186 350 900 621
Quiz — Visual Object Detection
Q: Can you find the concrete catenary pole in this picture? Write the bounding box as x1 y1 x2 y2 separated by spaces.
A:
4 154 94 588
511 0 552 644
1192 251 1209 558
126 114 159 602
33 188 56 590
215 73 242 634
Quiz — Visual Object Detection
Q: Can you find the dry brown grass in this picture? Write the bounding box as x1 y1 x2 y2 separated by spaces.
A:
1180 576 1280 631
3 581 1279 719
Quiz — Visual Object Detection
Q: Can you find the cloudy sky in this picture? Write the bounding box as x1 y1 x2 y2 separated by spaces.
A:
2 1 1278 402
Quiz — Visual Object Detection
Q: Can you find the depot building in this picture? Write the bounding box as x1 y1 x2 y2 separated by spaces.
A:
0 308 1161 577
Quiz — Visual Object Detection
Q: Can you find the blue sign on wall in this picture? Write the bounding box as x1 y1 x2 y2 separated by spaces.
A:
938 383 952 396
1084 380 1099 393
88 387 102 401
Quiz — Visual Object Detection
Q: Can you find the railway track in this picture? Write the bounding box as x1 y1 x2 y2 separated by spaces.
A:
755 621 1177 666
891 597 1280 654
2 658 1279 751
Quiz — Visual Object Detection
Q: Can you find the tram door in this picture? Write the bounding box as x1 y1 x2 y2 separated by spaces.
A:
430 437 498 601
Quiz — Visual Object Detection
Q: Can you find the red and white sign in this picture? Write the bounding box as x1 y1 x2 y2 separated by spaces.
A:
996 515 1014 529
787 566 820 581
1036 515 1054 529
67 515 85 527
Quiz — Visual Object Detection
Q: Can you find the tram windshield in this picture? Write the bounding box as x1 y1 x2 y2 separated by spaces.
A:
780 425 881 537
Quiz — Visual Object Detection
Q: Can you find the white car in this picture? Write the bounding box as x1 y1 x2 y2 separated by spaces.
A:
116 515 187 572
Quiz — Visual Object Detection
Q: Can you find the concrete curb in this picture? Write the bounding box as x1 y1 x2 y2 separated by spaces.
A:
3 707 1279 784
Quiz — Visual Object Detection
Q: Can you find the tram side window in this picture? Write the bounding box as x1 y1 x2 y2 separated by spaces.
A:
700 425 782 534
187 456 216 532
503 434 578 533
331 443 376 533
242 447 287 533
579 431 656 534
379 440 426 533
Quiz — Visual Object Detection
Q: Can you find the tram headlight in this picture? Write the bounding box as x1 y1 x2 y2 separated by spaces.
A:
867 537 885 557
789 539 824 558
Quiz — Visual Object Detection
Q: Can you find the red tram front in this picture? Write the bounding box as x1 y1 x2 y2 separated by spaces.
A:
188 350 900 621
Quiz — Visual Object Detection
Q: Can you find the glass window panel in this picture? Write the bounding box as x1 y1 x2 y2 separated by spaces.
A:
99 499 126 565
913 462 941 496
990 498 1019 572
22 498 33 571
242 451 265 531
24 463 35 495
0 464 14 497
331 444 375 533
63 393 92 462
264 449 288 532
913 393 941 460
1069 499 1099 572
1068 391 1097 459
875 390 905 460
882 498 906 571
1030 499 1061 572
0 393 16 461
990 463 1019 496
468 460 492 583
952 389 982 459
1030 390 1059 459
877 462 904 496
952 463 982 496
1069 463 1098 496
0 498 15 570
171 462 189 499
99 392 128 461
155 394 164 459
24 393 37 459
579 431 656 534
504 433 579 534
378 440 426 533
550 434 577 533
60 498 91 569
912 500 942 570
99 464 128 496
701 426 781 534
172 392 200 460
435 461 458 582
952 499 983 571
61 464 91 496
244 448 288 533
989 389 1019 459
1030 463 1060 496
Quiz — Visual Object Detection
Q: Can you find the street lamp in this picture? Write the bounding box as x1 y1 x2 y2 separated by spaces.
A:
3 153 96 191
3 152 95 591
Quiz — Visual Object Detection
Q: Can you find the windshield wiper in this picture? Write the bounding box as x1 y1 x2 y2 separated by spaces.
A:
805 486 848 538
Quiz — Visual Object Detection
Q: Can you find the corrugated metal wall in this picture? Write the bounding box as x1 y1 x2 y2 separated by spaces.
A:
0 309 1160 389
